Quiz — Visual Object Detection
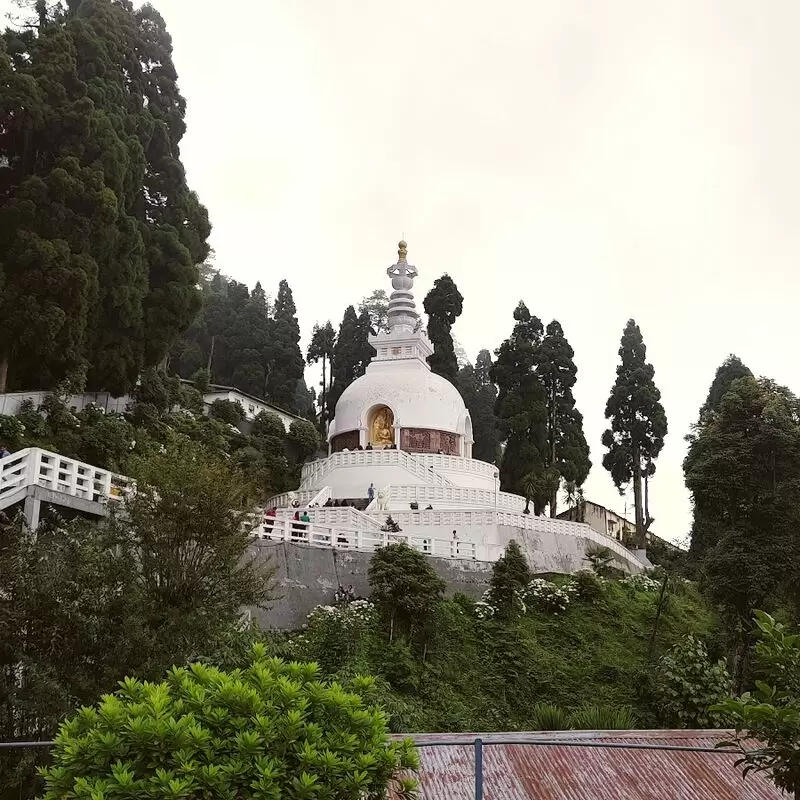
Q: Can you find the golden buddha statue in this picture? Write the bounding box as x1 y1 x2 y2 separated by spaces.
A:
370 407 394 447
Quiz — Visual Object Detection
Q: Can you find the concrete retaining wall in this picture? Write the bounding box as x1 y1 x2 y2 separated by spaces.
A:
247 540 493 630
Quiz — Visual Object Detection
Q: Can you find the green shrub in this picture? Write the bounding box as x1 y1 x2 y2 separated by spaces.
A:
0 413 26 449
570 705 638 730
210 398 245 426
530 703 569 731
571 570 605 603
652 635 732 728
39 647 419 800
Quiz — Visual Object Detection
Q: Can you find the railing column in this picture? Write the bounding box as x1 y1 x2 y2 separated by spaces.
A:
474 737 484 800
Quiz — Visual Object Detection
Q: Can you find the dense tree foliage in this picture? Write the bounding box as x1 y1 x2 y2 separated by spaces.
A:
489 540 532 619
0 440 274 797
327 305 373 420
491 302 547 496
265 279 305 412
537 320 591 516
684 376 800 684
359 288 389 334
699 353 753 418
458 349 500 463
602 320 667 548
423 274 464 384
306 320 336 426
0 1 210 395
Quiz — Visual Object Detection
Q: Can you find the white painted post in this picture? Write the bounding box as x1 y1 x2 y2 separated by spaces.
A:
356 530 363 550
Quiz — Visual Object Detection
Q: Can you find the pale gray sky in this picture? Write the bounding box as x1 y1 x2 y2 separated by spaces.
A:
9 1 800 542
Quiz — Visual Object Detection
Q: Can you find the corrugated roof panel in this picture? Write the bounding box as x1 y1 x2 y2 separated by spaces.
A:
391 730 783 799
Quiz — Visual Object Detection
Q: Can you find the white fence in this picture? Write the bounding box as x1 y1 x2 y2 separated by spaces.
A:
255 516 477 560
413 453 499 481
0 447 132 508
300 449 454 489
389 484 526 512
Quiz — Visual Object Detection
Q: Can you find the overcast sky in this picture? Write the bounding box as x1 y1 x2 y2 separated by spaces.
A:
8 1 800 543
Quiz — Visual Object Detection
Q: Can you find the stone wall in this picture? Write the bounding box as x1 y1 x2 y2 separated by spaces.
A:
247 539 493 630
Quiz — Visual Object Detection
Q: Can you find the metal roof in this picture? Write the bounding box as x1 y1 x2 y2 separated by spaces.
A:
392 730 782 799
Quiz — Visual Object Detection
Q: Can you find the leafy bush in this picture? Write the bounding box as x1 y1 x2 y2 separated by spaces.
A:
523 578 574 614
210 398 245 425
0 413 26 449
39 648 419 800
714 612 800 797
584 544 616 577
652 635 732 728
489 540 532 619
530 703 570 731
571 570 605 603
570 705 638 730
287 418 319 463
369 544 445 642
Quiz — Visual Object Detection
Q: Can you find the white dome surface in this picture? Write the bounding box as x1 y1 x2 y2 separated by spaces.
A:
331 359 467 436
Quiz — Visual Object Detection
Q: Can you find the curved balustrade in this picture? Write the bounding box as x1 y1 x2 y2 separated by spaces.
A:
299 449 454 490
413 453 499 480
255 517 477 560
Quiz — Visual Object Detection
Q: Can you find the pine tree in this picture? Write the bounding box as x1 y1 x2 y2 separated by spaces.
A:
266 280 304 412
536 321 591 516
229 282 271 397
602 320 667 549
327 307 374 422
457 349 499 463
700 354 753 418
491 302 547 497
423 274 463 384
306 321 336 426
489 540 532 619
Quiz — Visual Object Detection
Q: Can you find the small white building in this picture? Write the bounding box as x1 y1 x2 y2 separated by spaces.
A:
196 383 303 432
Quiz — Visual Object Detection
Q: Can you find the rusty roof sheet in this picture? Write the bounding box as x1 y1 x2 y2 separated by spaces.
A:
391 730 783 799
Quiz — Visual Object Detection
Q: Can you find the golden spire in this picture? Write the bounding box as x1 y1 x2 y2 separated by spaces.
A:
398 240 407 262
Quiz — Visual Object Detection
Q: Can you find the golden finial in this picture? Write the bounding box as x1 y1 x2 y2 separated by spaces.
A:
398 240 407 262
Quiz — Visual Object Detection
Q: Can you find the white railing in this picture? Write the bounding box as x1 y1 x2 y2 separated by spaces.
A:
0 447 131 508
306 485 332 507
276 505 382 531
255 516 477 560
389 484 526 512
265 489 318 509
299 449 454 489
388 506 639 567
413 453 499 480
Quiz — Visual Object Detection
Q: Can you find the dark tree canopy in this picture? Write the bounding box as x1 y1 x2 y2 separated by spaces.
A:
700 354 753 418
0 1 209 395
491 302 547 495
328 305 373 420
536 320 591 517
423 274 464 384
359 289 389 334
266 280 305 412
306 320 336 426
602 319 667 548
684 377 800 684
458 349 500 463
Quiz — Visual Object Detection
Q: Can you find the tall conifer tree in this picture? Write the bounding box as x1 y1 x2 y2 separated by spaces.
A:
328 306 369 419
423 274 463 385
536 321 591 516
602 319 667 549
458 349 500 464
266 280 304 412
491 303 547 496
700 354 753 419
306 321 336 426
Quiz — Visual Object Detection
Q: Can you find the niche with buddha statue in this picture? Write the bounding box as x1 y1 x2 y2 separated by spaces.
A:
368 405 395 448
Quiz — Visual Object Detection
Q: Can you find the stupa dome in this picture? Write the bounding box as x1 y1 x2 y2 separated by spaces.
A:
328 241 473 457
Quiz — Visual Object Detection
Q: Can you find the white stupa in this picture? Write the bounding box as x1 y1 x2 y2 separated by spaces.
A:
265 241 643 575
328 240 474 461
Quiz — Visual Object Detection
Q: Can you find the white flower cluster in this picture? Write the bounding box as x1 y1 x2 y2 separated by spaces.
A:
474 601 495 620
622 573 662 592
305 599 376 630
523 578 575 614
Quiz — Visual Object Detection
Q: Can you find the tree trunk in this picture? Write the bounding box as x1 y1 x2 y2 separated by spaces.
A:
632 444 645 550
321 354 327 424
206 335 216 375
0 353 8 393
549 387 558 517
644 473 654 531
